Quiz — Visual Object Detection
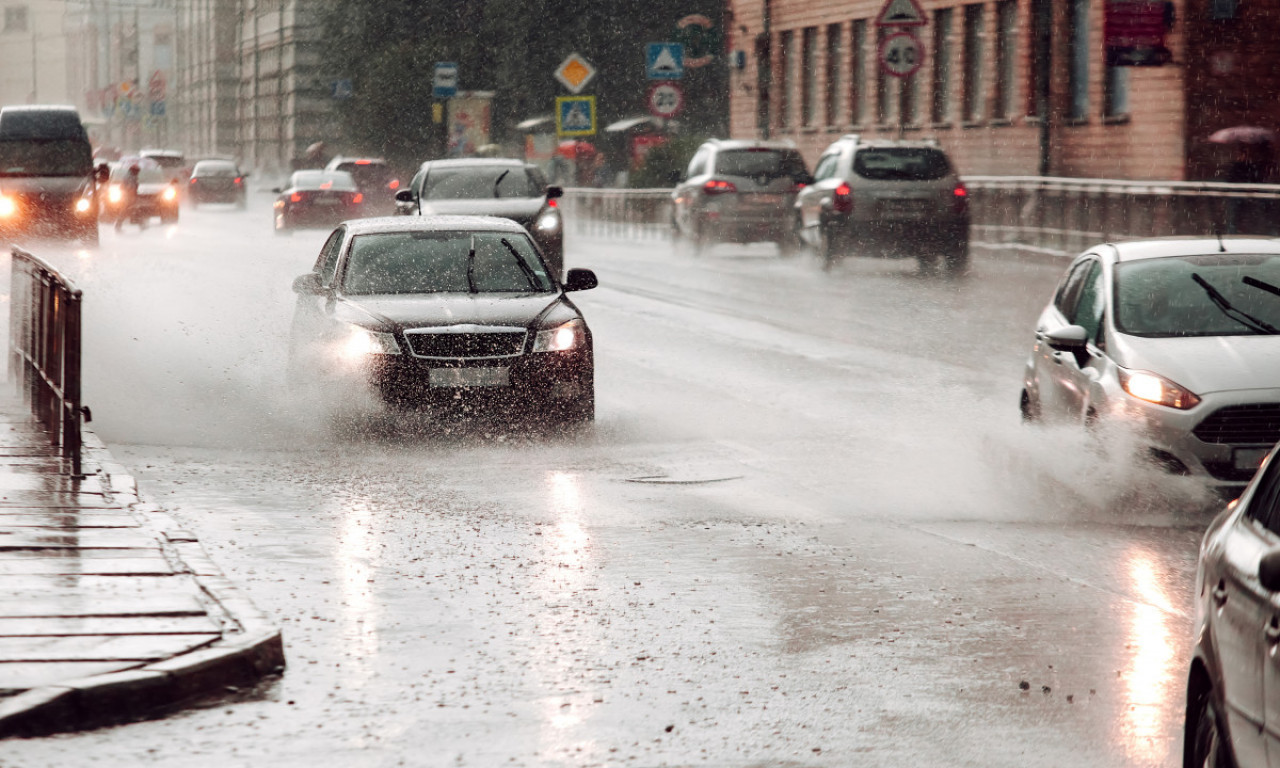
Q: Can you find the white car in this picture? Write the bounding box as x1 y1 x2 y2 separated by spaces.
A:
1021 236 1280 492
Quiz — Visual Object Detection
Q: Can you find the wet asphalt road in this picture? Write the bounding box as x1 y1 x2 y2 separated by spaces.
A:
0 196 1219 767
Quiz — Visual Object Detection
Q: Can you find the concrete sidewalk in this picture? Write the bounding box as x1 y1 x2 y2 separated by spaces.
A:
0 394 283 737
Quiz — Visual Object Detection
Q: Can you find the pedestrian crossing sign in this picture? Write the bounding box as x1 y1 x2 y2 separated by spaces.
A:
556 95 596 137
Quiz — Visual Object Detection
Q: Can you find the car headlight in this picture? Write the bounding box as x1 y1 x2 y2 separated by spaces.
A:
0 195 15 217
535 210 561 232
75 198 91 214
533 319 585 352
339 326 401 362
1118 368 1201 410
107 185 122 203
162 186 177 202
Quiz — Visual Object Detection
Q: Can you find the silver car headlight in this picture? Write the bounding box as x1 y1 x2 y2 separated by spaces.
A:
535 210 562 232
1118 367 1200 410
533 319 585 352
339 325 401 362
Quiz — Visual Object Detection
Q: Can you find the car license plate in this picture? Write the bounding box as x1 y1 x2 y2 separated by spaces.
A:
1234 448 1270 471
881 199 929 217
429 367 509 387
749 194 783 205
315 197 340 205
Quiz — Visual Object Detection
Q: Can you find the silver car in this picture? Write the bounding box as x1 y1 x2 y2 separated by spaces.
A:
1021 236 1280 492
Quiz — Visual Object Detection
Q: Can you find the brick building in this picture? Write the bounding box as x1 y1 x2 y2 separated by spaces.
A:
726 0 1280 182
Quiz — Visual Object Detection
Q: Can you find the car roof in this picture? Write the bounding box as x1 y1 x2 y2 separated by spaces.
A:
342 215 529 236
139 148 184 158
1103 236 1280 263
704 138 798 152
418 158 530 171
328 156 388 166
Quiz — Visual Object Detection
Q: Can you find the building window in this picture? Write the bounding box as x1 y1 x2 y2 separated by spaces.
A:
962 4 984 123
802 27 818 126
993 0 1016 120
825 23 842 126
1027 0 1050 118
755 34 771 136
779 30 794 128
931 8 953 124
850 19 867 125
876 26 891 124
4 5 27 33
1104 65 1130 118
1069 0 1090 120
902 59 920 125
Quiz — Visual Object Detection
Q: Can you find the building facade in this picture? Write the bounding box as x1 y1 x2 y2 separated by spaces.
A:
0 1 74 107
727 0 1280 182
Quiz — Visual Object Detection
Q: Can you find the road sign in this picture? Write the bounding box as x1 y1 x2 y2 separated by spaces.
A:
647 82 683 118
879 31 924 77
331 79 353 99
556 95 596 136
646 43 684 79
554 53 596 94
148 70 166 100
875 0 927 27
675 14 719 68
433 62 458 99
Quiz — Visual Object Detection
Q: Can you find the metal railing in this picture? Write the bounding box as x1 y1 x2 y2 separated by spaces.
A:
9 248 87 477
561 178 1280 260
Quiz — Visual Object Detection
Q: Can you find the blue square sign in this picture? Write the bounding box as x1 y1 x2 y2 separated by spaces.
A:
433 62 458 99
646 43 684 79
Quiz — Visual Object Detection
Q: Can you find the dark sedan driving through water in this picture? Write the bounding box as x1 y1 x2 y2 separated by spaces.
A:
288 216 597 424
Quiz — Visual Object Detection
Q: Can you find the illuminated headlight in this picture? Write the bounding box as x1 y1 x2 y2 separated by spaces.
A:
0 195 14 217
107 185 122 203
74 198 91 214
533 319 585 352
162 186 177 202
339 326 401 361
535 211 561 232
1118 368 1200 410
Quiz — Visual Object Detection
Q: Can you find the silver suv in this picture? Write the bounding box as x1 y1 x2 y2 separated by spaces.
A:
795 135 969 273
671 139 812 255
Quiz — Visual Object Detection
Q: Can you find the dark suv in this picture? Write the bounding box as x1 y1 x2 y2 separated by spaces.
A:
795 135 969 273
670 139 811 256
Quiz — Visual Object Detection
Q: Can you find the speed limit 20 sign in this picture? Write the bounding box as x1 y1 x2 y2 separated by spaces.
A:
879 31 923 78
647 82 684 118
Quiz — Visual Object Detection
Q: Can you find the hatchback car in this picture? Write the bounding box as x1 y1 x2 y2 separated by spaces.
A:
288 216 597 423
187 159 248 208
1022 236 1280 493
1184 445 1280 768
670 138 811 256
795 135 969 273
272 170 365 233
395 158 564 279
325 156 400 215
100 157 180 225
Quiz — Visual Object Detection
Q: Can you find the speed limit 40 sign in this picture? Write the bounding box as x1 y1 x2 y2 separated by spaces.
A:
879 31 923 78
647 82 684 118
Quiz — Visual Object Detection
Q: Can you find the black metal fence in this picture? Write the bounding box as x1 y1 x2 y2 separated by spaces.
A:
8 248 86 477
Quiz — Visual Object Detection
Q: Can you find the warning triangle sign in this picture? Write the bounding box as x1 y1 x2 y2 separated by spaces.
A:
875 0 927 26
652 47 680 74
564 104 591 130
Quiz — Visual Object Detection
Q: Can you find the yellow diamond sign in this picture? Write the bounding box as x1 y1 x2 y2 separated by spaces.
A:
554 53 596 94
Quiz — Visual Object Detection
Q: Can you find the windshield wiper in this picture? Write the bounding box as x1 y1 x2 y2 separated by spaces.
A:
492 170 509 198
465 235 478 294
501 238 541 291
1191 272 1279 334
1243 275 1280 298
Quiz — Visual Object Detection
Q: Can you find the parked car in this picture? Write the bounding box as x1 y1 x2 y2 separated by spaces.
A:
100 157 180 225
187 159 248 208
795 134 969 273
395 158 564 278
1183 444 1280 768
272 170 365 233
325 156 400 215
670 138 811 256
1021 236 1280 494
288 215 597 423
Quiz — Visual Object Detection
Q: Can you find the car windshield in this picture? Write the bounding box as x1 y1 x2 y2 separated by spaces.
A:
291 171 357 191
423 167 536 199
853 148 952 180
1114 253 1280 336
0 139 93 176
112 160 166 184
342 231 554 295
714 148 806 178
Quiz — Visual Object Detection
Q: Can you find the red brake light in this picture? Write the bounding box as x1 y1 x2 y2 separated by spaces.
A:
319 181 333 190
388 179 400 190
703 179 737 195
953 183 969 214
833 182 853 213
954 184 967 197
188 178 196 185
353 193 364 204
234 176 242 185
355 159 371 165
290 192 302 203
547 199 558 208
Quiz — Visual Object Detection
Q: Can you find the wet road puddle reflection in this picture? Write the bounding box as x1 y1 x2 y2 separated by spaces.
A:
1118 547 1180 764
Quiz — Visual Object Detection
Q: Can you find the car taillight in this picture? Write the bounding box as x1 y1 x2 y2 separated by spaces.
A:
833 182 853 214
234 177 242 185
290 192 302 203
388 179 400 190
547 198 558 208
703 179 737 195
953 183 969 214
189 178 197 185
353 193 364 204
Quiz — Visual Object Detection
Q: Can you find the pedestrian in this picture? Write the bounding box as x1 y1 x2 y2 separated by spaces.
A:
114 164 142 232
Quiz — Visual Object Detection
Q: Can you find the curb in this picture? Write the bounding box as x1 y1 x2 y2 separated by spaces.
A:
0 432 285 738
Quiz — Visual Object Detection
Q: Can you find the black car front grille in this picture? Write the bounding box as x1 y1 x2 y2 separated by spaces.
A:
1193 403 1280 445
405 331 527 359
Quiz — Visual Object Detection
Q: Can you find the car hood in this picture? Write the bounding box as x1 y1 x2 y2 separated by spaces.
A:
0 177 89 197
1112 332 1280 395
336 292 571 330
417 198 544 226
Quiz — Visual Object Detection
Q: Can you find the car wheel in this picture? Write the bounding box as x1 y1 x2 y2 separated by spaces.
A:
818 225 841 271
1019 389 1040 423
1188 689 1233 768
943 241 969 277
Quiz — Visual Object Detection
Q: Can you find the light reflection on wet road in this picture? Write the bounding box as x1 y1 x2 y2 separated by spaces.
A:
0 199 1218 767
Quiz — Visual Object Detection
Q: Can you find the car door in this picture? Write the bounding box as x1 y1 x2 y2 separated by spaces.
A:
796 149 843 244
1031 257 1095 420
289 226 347 366
1055 260 1108 421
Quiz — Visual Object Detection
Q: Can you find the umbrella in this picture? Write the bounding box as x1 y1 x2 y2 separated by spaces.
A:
1208 125 1277 145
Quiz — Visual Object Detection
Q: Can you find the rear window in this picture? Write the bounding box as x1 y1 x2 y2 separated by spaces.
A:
337 162 395 189
423 167 536 200
713 149 807 179
853 148 952 181
291 171 358 191
194 162 238 177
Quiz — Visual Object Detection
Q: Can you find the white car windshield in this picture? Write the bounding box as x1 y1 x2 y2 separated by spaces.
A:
1115 253 1280 336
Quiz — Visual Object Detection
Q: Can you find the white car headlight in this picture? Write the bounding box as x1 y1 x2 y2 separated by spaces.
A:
75 198 92 213
162 186 177 202
1118 368 1200 410
533 319 585 352
0 195 15 217
107 185 122 203
339 326 401 361
535 210 561 232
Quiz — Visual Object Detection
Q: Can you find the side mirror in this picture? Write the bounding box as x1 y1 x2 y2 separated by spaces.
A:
563 268 598 292
291 272 327 295
1044 325 1089 352
1260 549 1280 592
394 189 416 203
666 170 683 185
545 185 564 200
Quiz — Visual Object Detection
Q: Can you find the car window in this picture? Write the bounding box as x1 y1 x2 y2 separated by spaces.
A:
341 231 554 295
852 148 952 180
195 162 237 177
1113 253 1280 337
315 228 346 284
422 167 535 199
1070 262 1106 341
337 162 394 189
813 152 840 181
714 148 807 179
1054 259 1095 317
291 170 357 191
